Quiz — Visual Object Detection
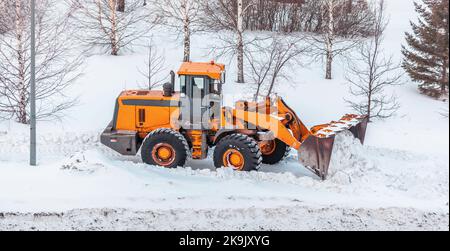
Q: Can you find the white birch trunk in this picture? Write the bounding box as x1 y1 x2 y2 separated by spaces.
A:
182 0 190 62
15 0 27 124
108 0 119 55
325 0 335 80
237 0 245 83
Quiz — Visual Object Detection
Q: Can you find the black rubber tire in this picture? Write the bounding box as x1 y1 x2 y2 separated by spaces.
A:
141 128 189 168
262 139 291 165
213 134 262 171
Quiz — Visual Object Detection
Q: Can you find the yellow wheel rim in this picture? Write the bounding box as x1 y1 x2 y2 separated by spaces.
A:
152 143 176 167
158 147 172 160
223 149 245 170
259 140 277 156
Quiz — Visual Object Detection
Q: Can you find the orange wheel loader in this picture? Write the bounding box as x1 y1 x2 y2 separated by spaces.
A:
101 62 368 179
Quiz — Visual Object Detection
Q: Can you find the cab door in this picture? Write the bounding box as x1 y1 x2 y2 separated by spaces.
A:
179 75 191 129
190 76 207 130
205 78 222 124
178 75 222 130
178 75 207 130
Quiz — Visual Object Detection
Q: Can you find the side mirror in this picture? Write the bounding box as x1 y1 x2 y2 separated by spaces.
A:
221 72 226 84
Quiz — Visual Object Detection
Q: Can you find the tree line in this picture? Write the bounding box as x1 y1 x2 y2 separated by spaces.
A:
0 0 448 125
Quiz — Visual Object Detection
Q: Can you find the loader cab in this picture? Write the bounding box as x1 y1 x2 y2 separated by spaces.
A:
177 73 225 97
176 61 225 129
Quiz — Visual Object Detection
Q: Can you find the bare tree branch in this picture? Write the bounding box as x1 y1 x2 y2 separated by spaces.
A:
137 37 168 90
151 0 202 62
67 0 159 56
0 0 83 124
309 0 373 80
203 0 255 83
245 34 309 101
344 0 403 121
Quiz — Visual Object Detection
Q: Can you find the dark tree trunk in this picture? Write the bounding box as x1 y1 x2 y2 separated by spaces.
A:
442 58 449 94
117 0 125 12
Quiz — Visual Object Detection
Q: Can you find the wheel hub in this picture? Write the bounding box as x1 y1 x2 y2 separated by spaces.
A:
152 143 176 166
259 140 276 155
158 147 172 159
223 149 245 170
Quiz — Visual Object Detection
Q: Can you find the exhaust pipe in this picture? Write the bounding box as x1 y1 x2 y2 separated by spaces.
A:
163 71 177 97
170 70 175 91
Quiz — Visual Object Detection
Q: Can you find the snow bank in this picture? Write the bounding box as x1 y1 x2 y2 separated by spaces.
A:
328 131 373 185
61 150 109 173
1 131 440 213
1 206 448 231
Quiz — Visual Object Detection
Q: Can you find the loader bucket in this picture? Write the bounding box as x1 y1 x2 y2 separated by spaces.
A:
299 115 369 180
348 116 369 144
298 135 335 180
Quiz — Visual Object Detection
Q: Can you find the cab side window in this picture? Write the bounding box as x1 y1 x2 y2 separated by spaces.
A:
192 77 205 98
210 79 221 95
177 75 187 95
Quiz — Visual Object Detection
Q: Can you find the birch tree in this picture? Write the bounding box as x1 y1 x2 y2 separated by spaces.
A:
324 0 336 80
345 0 403 121
68 0 156 56
311 0 363 80
0 0 83 124
203 0 254 83
151 0 202 62
236 0 246 83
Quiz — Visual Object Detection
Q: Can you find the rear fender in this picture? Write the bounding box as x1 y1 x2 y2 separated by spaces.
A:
213 129 236 145
213 129 258 145
100 122 141 156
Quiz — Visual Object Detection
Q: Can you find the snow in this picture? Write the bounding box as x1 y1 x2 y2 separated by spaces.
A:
0 0 448 230
1 207 448 231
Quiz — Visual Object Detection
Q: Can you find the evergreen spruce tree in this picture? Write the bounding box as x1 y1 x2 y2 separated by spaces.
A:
402 0 449 98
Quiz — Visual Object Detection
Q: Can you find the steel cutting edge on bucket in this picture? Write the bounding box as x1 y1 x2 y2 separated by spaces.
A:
298 135 336 179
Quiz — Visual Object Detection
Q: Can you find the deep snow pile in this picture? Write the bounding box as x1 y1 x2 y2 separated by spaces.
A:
328 131 372 184
0 130 447 215
0 130 448 230
327 132 449 203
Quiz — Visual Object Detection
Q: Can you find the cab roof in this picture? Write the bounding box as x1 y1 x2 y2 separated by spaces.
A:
177 61 225 80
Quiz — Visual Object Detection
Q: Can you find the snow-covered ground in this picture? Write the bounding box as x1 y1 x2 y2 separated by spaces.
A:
0 0 448 230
